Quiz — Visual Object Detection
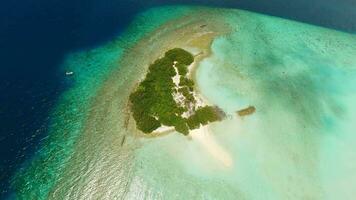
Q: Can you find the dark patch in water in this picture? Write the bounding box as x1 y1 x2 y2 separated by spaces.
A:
121 135 126 147
237 106 256 116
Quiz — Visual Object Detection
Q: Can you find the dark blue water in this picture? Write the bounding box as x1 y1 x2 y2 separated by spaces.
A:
0 0 355 198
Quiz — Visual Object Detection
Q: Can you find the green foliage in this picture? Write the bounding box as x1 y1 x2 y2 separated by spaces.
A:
179 76 194 88
197 106 222 122
176 63 188 76
178 86 195 104
129 48 223 135
186 106 222 130
136 116 161 133
149 57 176 77
165 48 194 65
173 118 189 135
159 114 180 127
186 114 201 129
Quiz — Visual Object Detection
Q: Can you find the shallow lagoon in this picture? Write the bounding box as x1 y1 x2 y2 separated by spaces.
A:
196 10 356 199
13 6 356 200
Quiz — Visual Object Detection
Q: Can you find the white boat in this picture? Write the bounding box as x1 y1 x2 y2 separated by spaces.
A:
65 71 74 76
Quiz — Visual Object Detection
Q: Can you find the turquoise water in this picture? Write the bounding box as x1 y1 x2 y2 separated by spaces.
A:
196 9 356 199
12 6 194 199
13 6 356 199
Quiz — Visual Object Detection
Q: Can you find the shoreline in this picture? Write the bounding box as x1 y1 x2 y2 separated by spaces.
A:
139 39 219 136
123 14 229 137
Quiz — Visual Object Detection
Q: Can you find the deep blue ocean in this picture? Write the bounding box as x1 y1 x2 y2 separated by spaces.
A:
0 0 355 199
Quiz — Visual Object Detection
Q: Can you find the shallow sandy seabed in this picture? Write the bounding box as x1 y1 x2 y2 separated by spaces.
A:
14 6 356 200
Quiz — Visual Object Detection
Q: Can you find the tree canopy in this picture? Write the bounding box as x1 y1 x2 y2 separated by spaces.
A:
129 48 223 135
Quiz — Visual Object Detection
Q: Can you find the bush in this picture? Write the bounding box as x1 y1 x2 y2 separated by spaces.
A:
176 63 188 76
136 115 161 133
186 106 221 130
165 48 194 65
186 115 201 129
174 118 189 135
178 87 195 104
179 77 194 88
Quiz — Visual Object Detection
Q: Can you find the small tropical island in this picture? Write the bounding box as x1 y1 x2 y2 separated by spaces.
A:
129 48 224 135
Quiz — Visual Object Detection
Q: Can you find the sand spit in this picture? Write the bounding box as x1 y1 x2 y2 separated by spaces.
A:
190 125 233 168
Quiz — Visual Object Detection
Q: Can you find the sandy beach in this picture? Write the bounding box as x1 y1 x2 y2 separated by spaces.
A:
190 125 233 167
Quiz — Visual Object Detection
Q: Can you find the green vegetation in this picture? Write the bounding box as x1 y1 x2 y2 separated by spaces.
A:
179 76 194 91
129 48 223 135
165 48 194 65
177 63 188 76
186 106 221 129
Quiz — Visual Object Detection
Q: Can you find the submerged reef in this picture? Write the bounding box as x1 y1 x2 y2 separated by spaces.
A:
129 48 222 135
237 106 256 116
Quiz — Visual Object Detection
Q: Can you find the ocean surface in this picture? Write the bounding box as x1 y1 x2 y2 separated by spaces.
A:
0 0 356 199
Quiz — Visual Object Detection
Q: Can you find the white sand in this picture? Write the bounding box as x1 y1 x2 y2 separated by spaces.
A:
153 125 174 133
190 125 233 168
172 61 180 87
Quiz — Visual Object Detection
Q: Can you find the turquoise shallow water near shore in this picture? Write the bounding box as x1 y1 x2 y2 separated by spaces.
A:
13 6 356 199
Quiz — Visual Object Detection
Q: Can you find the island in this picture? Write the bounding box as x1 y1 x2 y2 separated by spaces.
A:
129 48 224 135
